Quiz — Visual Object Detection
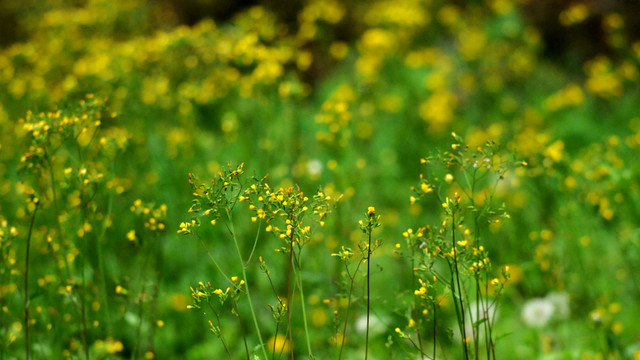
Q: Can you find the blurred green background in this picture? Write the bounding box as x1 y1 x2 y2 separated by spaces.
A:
1 0 640 358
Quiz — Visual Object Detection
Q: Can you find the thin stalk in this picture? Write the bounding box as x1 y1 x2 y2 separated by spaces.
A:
284 214 295 360
482 275 491 360
207 302 231 359
79 204 90 360
199 236 231 284
474 276 480 360
433 301 437 360
272 323 280 360
279 323 293 360
95 172 115 337
487 275 499 360
145 238 164 357
338 259 363 360
451 213 469 360
245 221 262 266
131 237 155 360
234 302 251 360
24 201 39 360
403 335 429 357
260 262 283 360
365 228 372 360
411 247 424 359
132 282 146 360
44 152 72 280
228 213 269 360
292 251 313 357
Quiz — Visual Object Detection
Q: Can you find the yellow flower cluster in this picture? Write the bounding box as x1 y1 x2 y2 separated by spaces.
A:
245 183 337 247
559 3 590 26
544 83 585 112
130 199 167 237
315 84 356 145
297 0 345 42
584 57 623 98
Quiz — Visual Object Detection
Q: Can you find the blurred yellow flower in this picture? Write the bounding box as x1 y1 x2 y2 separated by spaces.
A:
267 334 291 354
126 230 136 242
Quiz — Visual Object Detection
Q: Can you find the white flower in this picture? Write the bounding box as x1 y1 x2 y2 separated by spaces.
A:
306 159 323 177
521 291 570 328
521 297 554 328
355 314 386 336
546 292 570 319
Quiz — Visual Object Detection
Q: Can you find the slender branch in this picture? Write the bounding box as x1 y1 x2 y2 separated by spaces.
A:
245 221 262 266
24 201 39 360
95 161 116 337
234 301 251 360
365 228 372 360
286 226 294 360
411 247 424 359
338 258 363 360
207 302 232 359
228 212 269 360
272 323 280 360
292 250 313 357
452 212 469 360
433 301 437 360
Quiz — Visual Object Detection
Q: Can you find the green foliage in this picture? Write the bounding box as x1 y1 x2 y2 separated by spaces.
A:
1 0 640 359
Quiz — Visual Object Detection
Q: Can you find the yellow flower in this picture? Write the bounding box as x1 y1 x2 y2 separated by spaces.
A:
367 206 375 215
126 230 136 241
105 338 123 354
266 335 291 354
444 174 454 184
544 140 564 162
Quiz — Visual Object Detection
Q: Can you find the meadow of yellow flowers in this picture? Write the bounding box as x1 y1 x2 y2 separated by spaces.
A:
1 0 640 359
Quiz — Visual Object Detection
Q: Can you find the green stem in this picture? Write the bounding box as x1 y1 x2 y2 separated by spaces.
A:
474 276 480 360
131 239 155 360
45 152 72 280
245 221 262 266
433 301 437 360
285 217 295 360
145 237 164 357
411 246 424 359
272 323 280 360
207 302 232 359
132 283 146 360
24 202 39 360
96 169 115 337
452 212 469 360
234 301 251 360
79 198 90 360
292 251 313 357
197 235 231 284
365 229 372 360
228 213 269 360
338 259 363 360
